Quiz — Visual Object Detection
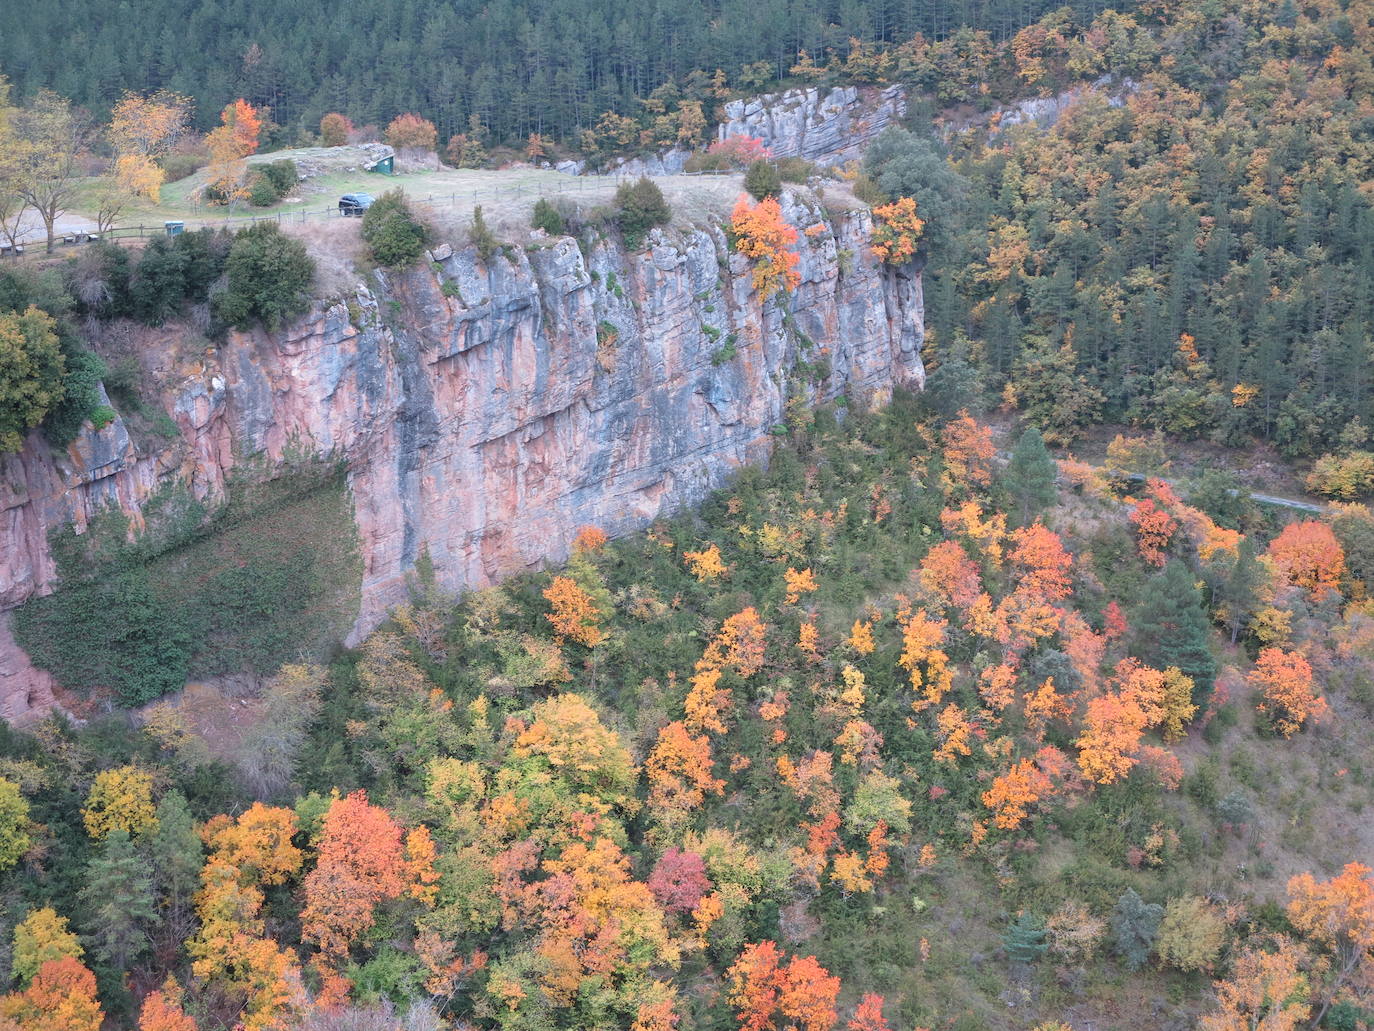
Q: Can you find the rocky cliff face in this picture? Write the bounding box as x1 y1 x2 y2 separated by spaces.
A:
717 85 908 166
0 193 924 722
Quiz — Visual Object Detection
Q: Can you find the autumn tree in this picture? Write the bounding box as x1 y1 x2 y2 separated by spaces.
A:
0 775 31 870
1008 523 1073 602
982 757 1054 830
204 99 262 206
138 979 197 1031
1285 862 1374 1024
846 995 890 1031
646 721 724 819
731 196 800 301
941 410 996 493
685 543 728 581
727 941 840 1031
1249 647 1327 737
869 197 924 265
513 693 638 809
12 908 83 984
1268 520 1346 599
385 113 438 150
108 90 192 203
1130 496 1178 567
544 574 607 647
647 848 711 915
82 765 157 840
0 957 104 1031
319 112 353 147
301 790 414 963
1156 896 1226 972
1199 937 1311 1031
7 90 85 253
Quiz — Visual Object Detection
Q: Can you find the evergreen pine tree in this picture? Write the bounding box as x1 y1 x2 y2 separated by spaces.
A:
148 792 202 947
1132 560 1217 705
79 829 155 973
1111 889 1163 971
1004 426 1058 525
1003 911 1048 964
1213 538 1264 644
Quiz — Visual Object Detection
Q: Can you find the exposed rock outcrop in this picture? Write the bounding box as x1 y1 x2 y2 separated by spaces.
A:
0 193 923 722
717 85 908 166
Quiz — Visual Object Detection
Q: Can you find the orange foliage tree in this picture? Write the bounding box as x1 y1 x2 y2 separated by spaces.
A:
1267 520 1346 599
204 99 263 205
0 957 104 1031
189 804 303 1031
646 721 725 818
918 540 983 611
384 112 438 150
847 994 891 1031
1008 523 1074 602
319 112 353 147
544 575 607 647
784 567 819 605
727 941 841 1031
1075 691 1154 785
137 979 197 1031
301 790 416 963
1249 647 1328 737
869 197 924 265
1199 937 1311 1031
982 757 1054 830
1286 862 1374 1022
1129 496 1178 567
731 197 801 301
940 411 995 492
898 608 952 710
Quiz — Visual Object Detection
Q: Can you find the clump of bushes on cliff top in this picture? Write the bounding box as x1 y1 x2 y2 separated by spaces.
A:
362 189 431 267
212 222 316 331
0 265 110 453
614 176 671 250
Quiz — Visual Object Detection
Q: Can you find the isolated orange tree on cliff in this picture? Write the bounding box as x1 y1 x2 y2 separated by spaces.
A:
869 197 924 265
731 197 801 301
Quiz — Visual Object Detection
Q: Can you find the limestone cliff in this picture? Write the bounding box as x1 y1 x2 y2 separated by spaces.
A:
0 193 923 722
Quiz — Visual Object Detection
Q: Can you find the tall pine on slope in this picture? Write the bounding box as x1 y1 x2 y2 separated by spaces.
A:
1132 560 1217 707
1004 426 1058 526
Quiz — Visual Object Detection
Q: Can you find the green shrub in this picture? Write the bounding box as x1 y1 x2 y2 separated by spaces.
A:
531 197 564 236
615 176 671 250
158 152 207 184
14 568 192 706
260 159 298 197
361 190 431 267
213 223 316 330
776 157 815 183
1 305 67 453
470 204 498 261
248 173 280 207
744 159 782 200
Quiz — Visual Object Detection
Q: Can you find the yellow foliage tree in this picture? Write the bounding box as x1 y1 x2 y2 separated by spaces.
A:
82 766 157 840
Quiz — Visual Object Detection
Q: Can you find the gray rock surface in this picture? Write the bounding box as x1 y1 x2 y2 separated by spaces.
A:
0 196 924 721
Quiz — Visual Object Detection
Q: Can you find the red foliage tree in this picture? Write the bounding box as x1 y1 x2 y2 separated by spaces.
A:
647 848 711 914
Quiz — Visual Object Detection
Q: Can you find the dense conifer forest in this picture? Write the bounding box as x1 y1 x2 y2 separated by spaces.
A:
5 0 1115 137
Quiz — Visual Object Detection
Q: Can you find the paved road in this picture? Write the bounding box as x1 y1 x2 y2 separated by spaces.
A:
1119 471 1326 515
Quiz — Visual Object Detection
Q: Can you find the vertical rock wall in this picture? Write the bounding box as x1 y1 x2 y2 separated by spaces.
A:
0 195 923 721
